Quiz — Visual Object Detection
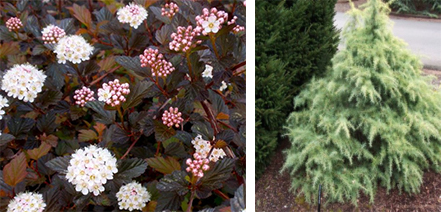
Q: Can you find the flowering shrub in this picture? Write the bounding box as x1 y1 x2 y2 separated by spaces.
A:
0 0 245 211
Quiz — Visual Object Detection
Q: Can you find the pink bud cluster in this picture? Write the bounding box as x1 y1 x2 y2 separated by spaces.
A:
73 86 95 107
139 48 175 77
161 2 179 19
195 8 228 35
186 153 210 178
233 25 245 33
162 107 184 128
97 79 130 107
169 26 202 52
227 16 238 25
42 25 66 44
6 17 23 32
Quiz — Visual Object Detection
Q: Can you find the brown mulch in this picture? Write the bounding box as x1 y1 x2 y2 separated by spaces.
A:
255 70 441 212
335 0 441 23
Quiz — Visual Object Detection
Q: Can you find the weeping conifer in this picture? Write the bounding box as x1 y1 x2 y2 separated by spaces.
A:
283 0 441 205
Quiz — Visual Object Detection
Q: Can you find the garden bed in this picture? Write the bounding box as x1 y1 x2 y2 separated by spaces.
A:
255 69 441 211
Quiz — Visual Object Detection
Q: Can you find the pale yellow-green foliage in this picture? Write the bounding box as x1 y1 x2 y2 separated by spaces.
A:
283 0 441 205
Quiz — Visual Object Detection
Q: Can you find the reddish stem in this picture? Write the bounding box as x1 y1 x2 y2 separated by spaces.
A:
217 120 238 133
120 134 142 159
89 65 121 86
155 141 161 156
200 100 219 135
214 189 230 200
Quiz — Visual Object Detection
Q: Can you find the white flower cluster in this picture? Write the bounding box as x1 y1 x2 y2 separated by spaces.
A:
41 24 66 44
0 95 9 120
202 64 213 78
7 192 46 212
191 135 226 162
97 79 130 107
65 145 118 196
54 35 94 64
117 3 148 29
1 64 46 102
116 181 151 211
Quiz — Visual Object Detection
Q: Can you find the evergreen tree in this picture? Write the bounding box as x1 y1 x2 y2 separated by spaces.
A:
256 0 338 178
283 0 441 204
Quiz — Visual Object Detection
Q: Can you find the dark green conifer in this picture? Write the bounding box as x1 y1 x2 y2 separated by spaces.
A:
256 0 338 178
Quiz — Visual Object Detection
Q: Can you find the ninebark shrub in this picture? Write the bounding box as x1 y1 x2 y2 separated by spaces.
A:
0 1 246 211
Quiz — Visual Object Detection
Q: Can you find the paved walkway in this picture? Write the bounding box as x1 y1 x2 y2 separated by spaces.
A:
334 12 441 70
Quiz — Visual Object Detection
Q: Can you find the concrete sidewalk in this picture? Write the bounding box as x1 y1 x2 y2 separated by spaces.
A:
334 12 441 70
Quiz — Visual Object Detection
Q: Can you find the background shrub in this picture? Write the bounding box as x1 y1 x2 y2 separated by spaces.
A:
387 0 441 17
0 0 246 211
283 0 441 205
255 0 338 178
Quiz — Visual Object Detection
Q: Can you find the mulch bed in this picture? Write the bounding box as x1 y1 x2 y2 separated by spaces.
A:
255 70 441 211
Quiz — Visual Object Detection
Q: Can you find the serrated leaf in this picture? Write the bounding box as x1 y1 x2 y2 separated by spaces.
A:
122 81 154 110
46 63 68 90
94 7 113 22
155 25 172 45
185 81 208 101
115 158 148 180
109 124 130 144
36 111 58 133
17 0 29 11
78 129 98 142
7 117 35 137
43 187 61 212
39 134 58 147
0 42 20 58
93 123 106 139
85 101 115 125
59 18 75 34
156 170 189 195
173 131 193 146
115 56 150 78
154 120 176 141
146 156 180 175
24 15 41 38
3 153 28 187
155 191 183 211
164 142 187 158
129 32 150 50
110 34 126 50
26 142 52 160
209 89 229 115
45 155 71 173
38 90 62 109
67 4 92 28
199 158 235 190
0 134 15 146
0 26 15 42
190 121 213 141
